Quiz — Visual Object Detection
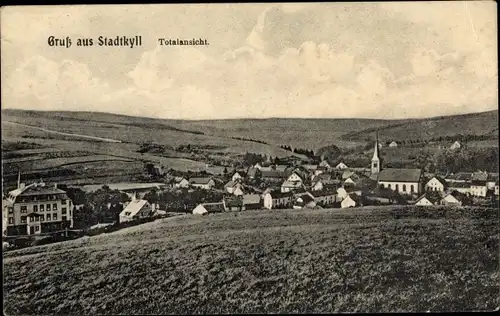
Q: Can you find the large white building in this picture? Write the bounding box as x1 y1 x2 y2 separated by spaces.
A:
3 181 74 236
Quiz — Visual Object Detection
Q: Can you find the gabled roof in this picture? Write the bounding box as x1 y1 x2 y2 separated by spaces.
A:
310 190 336 197
9 182 67 197
378 168 422 183
445 172 472 181
261 170 285 178
190 177 213 185
416 192 442 204
268 191 294 199
282 179 302 186
345 194 361 203
224 181 236 188
296 194 314 204
247 167 261 177
120 199 150 217
233 171 247 177
427 176 447 186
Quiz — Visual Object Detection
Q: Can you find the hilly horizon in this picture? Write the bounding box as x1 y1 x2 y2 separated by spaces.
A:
2 108 497 123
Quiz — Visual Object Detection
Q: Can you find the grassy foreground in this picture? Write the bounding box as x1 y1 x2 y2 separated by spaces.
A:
3 206 499 314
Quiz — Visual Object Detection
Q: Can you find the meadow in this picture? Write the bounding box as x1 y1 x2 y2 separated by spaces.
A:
3 206 498 314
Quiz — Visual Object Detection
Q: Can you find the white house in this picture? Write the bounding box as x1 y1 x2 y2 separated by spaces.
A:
341 194 359 208
335 162 349 170
312 180 325 191
440 192 465 207
337 187 348 200
470 180 487 197
281 180 302 193
424 176 447 192
263 191 294 209
286 172 304 183
253 163 263 170
190 178 215 190
319 160 331 169
192 202 224 215
119 197 154 223
414 194 440 206
174 178 190 189
233 185 244 196
293 194 316 209
232 171 246 182
450 141 461 150
389 141 398 148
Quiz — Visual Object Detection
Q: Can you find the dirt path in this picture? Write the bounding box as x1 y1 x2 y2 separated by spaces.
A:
4 121 123 143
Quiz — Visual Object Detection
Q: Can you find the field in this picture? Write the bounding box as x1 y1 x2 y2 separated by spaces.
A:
3 206 498 314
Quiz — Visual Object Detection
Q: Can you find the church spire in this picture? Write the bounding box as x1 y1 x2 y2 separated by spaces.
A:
371 130 381 174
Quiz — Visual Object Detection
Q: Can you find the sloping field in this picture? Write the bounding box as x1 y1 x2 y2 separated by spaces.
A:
1 111 306 158
3 206 498 314
342 110 499 142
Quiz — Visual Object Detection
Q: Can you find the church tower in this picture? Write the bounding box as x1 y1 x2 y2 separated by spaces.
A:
371 131 381 175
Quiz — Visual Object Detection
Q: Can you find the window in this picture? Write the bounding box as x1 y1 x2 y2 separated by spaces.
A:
402 184 407 192
411 185 415 193
62 208 67 215
40 215 45 222
46 214 51 221
53 203 58 210
8 207 13 214
395 184 399 192
69 209 72 216
8 218 14 224
46 204 51 211
40 204 45 211
33 205 38 212
29 216 34 222
62 199 67 205
388 184 392 189
21 216 27 224
53 213 57 220
62 216 67 221
20 205 27 213
35 226 40 232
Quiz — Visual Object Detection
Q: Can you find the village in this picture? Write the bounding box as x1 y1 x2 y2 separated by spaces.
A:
2 133 499 248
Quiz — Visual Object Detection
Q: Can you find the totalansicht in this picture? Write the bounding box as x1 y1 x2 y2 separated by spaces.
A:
98 36 142 48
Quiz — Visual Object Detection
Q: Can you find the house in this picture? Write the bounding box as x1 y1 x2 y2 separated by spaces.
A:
253 163 263 170
247 167 262 180
310 190 337 206
447 182 471 195
365 187 403 205
243 194 262 210
341 194 360 208
341 170 356 180
377 168 423 195
445 172 472 183
389 141 398 148
312 179 326 191
293 194 316 209
281 180 303 193
415 193 441 206
3 181 74 236
319 160 331 169
223 196 244 212
335 162 349 170
174 177 190 189
263 191 294 209
337 187 362 200
486 173 498 190
192 202 224 215
286 172 304 183
190 178 215 190
470 180 487 197
224 181 244 195
424 176 447 192
450 141 461 150
441 191 466 206
344 173 361 186
261 170 285 181
232 171 247 182
119 196 154 223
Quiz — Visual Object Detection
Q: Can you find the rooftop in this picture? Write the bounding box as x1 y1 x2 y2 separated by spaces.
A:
378 168 422 183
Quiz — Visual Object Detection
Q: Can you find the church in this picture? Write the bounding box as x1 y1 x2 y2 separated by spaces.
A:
371 132 423 196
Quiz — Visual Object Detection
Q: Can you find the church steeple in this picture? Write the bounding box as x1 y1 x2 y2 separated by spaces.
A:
371 130 381 174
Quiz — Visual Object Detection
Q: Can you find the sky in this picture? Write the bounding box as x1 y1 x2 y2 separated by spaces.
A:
1 2 498 120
